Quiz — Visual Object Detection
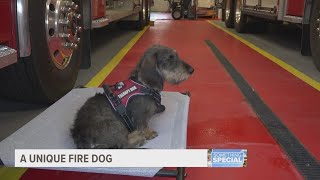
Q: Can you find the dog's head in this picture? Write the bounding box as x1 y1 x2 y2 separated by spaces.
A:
131 45 194 91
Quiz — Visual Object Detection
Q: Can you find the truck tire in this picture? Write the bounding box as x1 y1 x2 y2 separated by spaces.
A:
310 0 320 71
136 0 146 30
0 0 84 103
221 0 226 21
172 8 182 20
225 0 235 28
234 0 247 33
222 8 226 21
145 0 151 25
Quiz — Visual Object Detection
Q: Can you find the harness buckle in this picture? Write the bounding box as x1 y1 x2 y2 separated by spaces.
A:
114 82 125 90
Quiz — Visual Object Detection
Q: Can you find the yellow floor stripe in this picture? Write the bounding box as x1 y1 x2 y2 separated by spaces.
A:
0 167 28 180
85 26 150 88
207 20 320 91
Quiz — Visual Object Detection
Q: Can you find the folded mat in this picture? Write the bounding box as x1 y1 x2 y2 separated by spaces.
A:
0 88 190 177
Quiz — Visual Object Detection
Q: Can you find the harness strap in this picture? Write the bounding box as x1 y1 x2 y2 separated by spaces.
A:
102 80 162 132
130 78 162 106
103 84 136 132
140 86 161 106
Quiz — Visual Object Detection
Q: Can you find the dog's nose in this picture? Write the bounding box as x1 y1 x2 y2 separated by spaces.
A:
188 67 194 74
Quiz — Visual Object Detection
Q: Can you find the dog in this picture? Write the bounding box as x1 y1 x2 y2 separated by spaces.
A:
70 45 194 149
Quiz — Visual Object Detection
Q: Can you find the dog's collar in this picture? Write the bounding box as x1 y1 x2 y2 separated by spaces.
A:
103 79 162 132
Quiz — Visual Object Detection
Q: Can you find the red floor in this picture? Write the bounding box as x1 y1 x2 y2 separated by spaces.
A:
21 20 320 179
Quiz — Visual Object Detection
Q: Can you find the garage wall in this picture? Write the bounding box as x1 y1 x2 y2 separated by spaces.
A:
198 0 215 8
150 0 215 12
151 0 170 12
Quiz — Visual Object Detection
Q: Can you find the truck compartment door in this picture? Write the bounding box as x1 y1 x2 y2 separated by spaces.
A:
0 0 17 49
286 0 305 17
244 0 259 7
92 0 106 19
261 0 278 8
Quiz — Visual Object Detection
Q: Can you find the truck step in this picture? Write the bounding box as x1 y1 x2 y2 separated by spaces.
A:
0 45 17 69
92 16 109 29
92 7 141 29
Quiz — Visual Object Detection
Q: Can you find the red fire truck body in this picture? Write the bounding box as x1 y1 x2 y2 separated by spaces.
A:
221 0 320 71
0 0 151 102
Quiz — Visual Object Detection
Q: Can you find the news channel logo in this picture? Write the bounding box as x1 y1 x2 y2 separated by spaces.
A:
207 149 247 167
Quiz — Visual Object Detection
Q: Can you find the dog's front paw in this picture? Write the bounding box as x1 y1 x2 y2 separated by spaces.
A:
136 137 146 147
147 131 158 140
128 130 146 148
144 128 158 140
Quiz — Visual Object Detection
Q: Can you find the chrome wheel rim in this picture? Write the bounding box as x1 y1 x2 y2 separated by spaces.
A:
225 0 230 20
235 0 242 23
45 0 82 70
317 10 320 38
147 1 150 21
143 0 146 23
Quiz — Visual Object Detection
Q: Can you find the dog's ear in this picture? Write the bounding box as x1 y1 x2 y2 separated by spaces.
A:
137 53 164 91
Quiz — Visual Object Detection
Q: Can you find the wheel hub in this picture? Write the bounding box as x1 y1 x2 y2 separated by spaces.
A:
46 0 82 69
173 10 181 18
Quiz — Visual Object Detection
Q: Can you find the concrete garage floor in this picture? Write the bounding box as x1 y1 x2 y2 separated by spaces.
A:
0 17 319 147
0 24 138 141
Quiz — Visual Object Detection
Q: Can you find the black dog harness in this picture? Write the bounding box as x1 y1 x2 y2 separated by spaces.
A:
103 79 161 132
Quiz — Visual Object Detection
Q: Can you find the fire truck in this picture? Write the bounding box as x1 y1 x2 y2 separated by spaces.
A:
220 0 320 71
0 0 151 103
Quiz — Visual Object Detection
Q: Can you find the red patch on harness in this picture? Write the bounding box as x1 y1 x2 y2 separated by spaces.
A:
111 80 145 107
